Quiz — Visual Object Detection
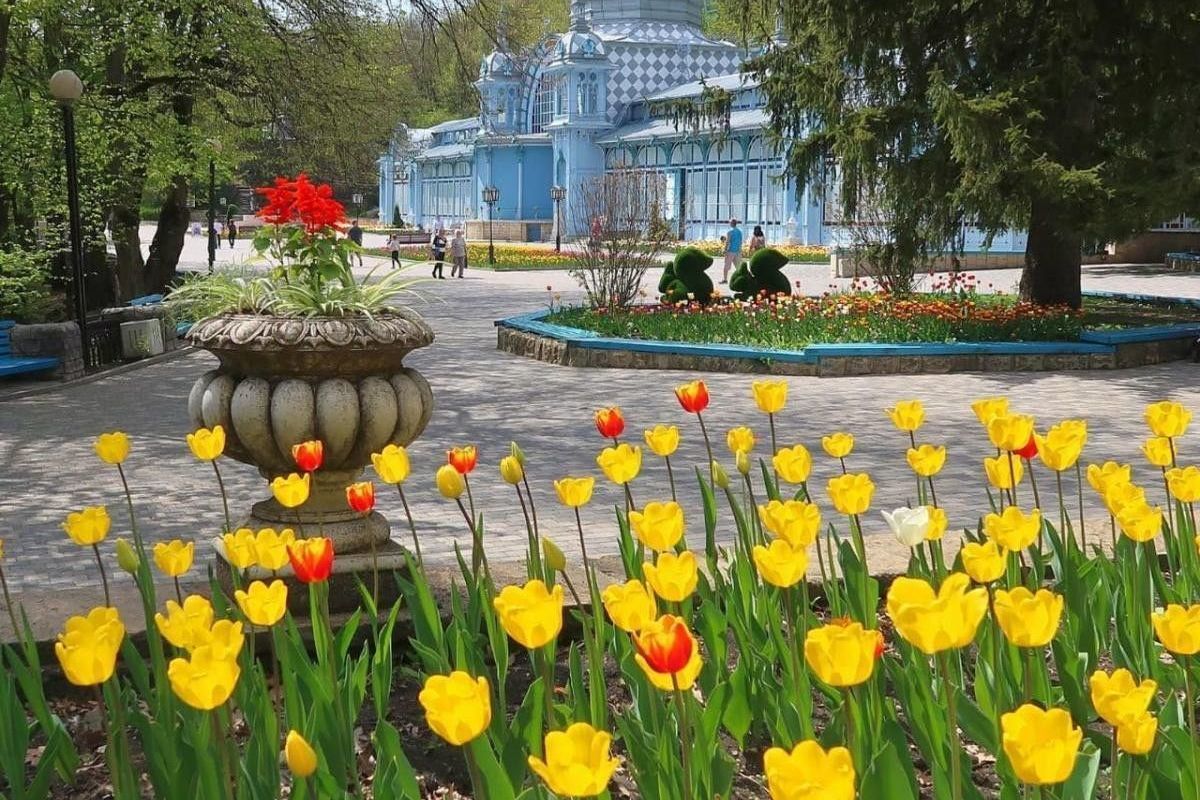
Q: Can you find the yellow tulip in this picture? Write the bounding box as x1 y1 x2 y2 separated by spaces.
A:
194 619 245 660
235 579 288 627
1145 400 1191 438
1117 712 1157 755
643 424 680 457
154 595 214 650
803 621 882 687
253 528 295 571
993 587 1064 648
1117 501 1163 543
886 573 988 654
1103 481 1146 517
752 539 808 588
711 459 731 489
94 431 131 465
762 740 855 800
436 463 466 499
499 455 524 485
629 501 685 551
983 507 1041 552
54 606 125 687
1089 669 1157 728
152 540 194 578
735 449 751 475
168 645 241 710
886 400 925 432
270 473 310 508
186 425 226 461
971 396 1010 427
1037 421 1087 472
643 550 698 602
726 426 756 455
987 413 1035 452
554 476 595 508
596 443 641 485
773 444 812 484
284 730 318 778
601 579 657 633
371 444 411 484
906 444 946 477
62 506 111 546
221 528 258 570
757 499 822 548
493 580 564 649
1001 705 1082 785
527 723 620 797
827 472 875 516
1143 437 1175 468
419 671 492 746
1166 466 1200 503
925 506 948 540
984 455 1024 490
821 432 854 460
1151 603 1200 655
635 647 703 691
1087 461 1132 494
960 540 1008 584
752 379 788 414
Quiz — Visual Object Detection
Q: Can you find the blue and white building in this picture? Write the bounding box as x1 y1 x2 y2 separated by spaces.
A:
377 0 1026 249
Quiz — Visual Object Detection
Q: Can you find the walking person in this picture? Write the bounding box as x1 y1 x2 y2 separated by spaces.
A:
386 232 402 268
721 218 743 283
430 229 447 279
227 219 238 249
748 224 766 254
450 229 467 278
348 219 364 267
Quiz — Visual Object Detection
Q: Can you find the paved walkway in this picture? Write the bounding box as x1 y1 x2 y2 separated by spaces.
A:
1 228 1199 592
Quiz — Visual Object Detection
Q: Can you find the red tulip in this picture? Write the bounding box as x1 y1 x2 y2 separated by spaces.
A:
1015 435 1038 461
674 380 710 414
346 481 375 513
633 614 695 675
448 445 478 475
288 537 334 583
292 440 324 473
594 407 625 440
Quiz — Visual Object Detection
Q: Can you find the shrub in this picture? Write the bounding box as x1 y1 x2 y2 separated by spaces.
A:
0 249 64 323
659 246 715 304
729 247 792 300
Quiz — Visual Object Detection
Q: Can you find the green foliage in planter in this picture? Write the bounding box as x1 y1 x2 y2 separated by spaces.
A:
729 247 792 300
658 247 715 305
0 249 64 323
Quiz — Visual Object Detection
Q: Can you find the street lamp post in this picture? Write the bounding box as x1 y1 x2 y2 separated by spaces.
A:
48 69 89 369
207 147 218 273
550 185 566 253
482 185 500 265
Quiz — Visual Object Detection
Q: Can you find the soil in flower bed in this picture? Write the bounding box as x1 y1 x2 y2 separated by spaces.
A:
546 294 1200 349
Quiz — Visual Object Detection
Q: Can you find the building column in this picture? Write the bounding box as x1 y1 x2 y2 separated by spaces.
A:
517 147 525 219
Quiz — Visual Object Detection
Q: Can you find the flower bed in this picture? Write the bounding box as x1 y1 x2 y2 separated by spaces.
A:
8 389 1200 799
546 292 1200 348
686 240 830 263
374 243 578 270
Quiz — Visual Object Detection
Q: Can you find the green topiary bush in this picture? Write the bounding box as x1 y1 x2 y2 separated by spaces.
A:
729 247 791 300
0 249 64 323
658 246 715 304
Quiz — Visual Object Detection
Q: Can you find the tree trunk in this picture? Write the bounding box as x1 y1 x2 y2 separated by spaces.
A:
1019 197 1082 308
145 173 192 288
108 201 145 301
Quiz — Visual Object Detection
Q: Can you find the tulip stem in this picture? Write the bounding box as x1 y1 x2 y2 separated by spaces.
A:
395 485 424 567
1075 462 1087 553
768 412 780 484
0 563 21 642
173 577 183 606
514 484 541 580
1055 471 1072 552
665 456 678 502
464 475 477 523
1111 727 1119 800
1007 452 1020 508
212 460 232 534
927 476 939 509
92 544 112 607
671 675 694 800
937 653 964 800
574 508 592 573
1185 656 1199 796
696 412 716 490
521 473 542 543
540 645 556 734
1026 458 1042 510
456 499 487 584
211 707 234 800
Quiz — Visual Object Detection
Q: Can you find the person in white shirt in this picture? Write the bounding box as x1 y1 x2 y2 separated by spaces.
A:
450 230 467 278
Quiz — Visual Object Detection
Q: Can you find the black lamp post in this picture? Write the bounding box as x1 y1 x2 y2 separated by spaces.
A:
550 185 566 253
482 185 500 265
207 141 220 273
49 69 89 369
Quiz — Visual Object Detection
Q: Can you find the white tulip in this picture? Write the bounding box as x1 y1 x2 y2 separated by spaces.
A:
881 506 930 547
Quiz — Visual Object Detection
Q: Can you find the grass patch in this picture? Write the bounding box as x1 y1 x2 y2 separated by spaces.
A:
546 293 1200 349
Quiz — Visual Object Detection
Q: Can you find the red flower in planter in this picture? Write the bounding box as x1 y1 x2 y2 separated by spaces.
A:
292 440 324 473
288 537 334 583
594 407 625 440
448 446 478 475
346 481 375 513
256 174 346 233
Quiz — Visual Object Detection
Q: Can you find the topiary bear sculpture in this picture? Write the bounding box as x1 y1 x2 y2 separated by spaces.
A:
658 246 716 305
729 247 792 301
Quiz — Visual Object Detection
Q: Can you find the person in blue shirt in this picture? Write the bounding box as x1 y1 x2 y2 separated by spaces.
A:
722 218 743 284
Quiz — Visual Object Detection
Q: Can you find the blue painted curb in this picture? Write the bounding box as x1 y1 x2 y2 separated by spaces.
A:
497 291 1200 365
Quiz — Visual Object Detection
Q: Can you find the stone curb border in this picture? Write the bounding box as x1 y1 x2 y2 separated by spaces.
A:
495 291 1200 377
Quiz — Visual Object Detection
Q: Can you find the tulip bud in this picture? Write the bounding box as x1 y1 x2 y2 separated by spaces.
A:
711 460 730 489
510 441 526 466
542 538 566 573
115 538 140 575
284 730 318 778
735 449 751 476
499 455 524 485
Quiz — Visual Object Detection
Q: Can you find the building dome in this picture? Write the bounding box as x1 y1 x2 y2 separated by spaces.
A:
479 49 516 78
553 28 606 61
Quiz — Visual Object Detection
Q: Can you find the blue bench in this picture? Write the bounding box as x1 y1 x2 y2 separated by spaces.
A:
129 293 164 307
0 321 59 378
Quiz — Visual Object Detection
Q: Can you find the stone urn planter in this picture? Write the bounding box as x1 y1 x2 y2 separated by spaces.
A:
185 310 434 607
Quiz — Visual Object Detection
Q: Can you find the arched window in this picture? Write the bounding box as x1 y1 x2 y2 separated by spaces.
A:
578 72 599 115
532 74 556 133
